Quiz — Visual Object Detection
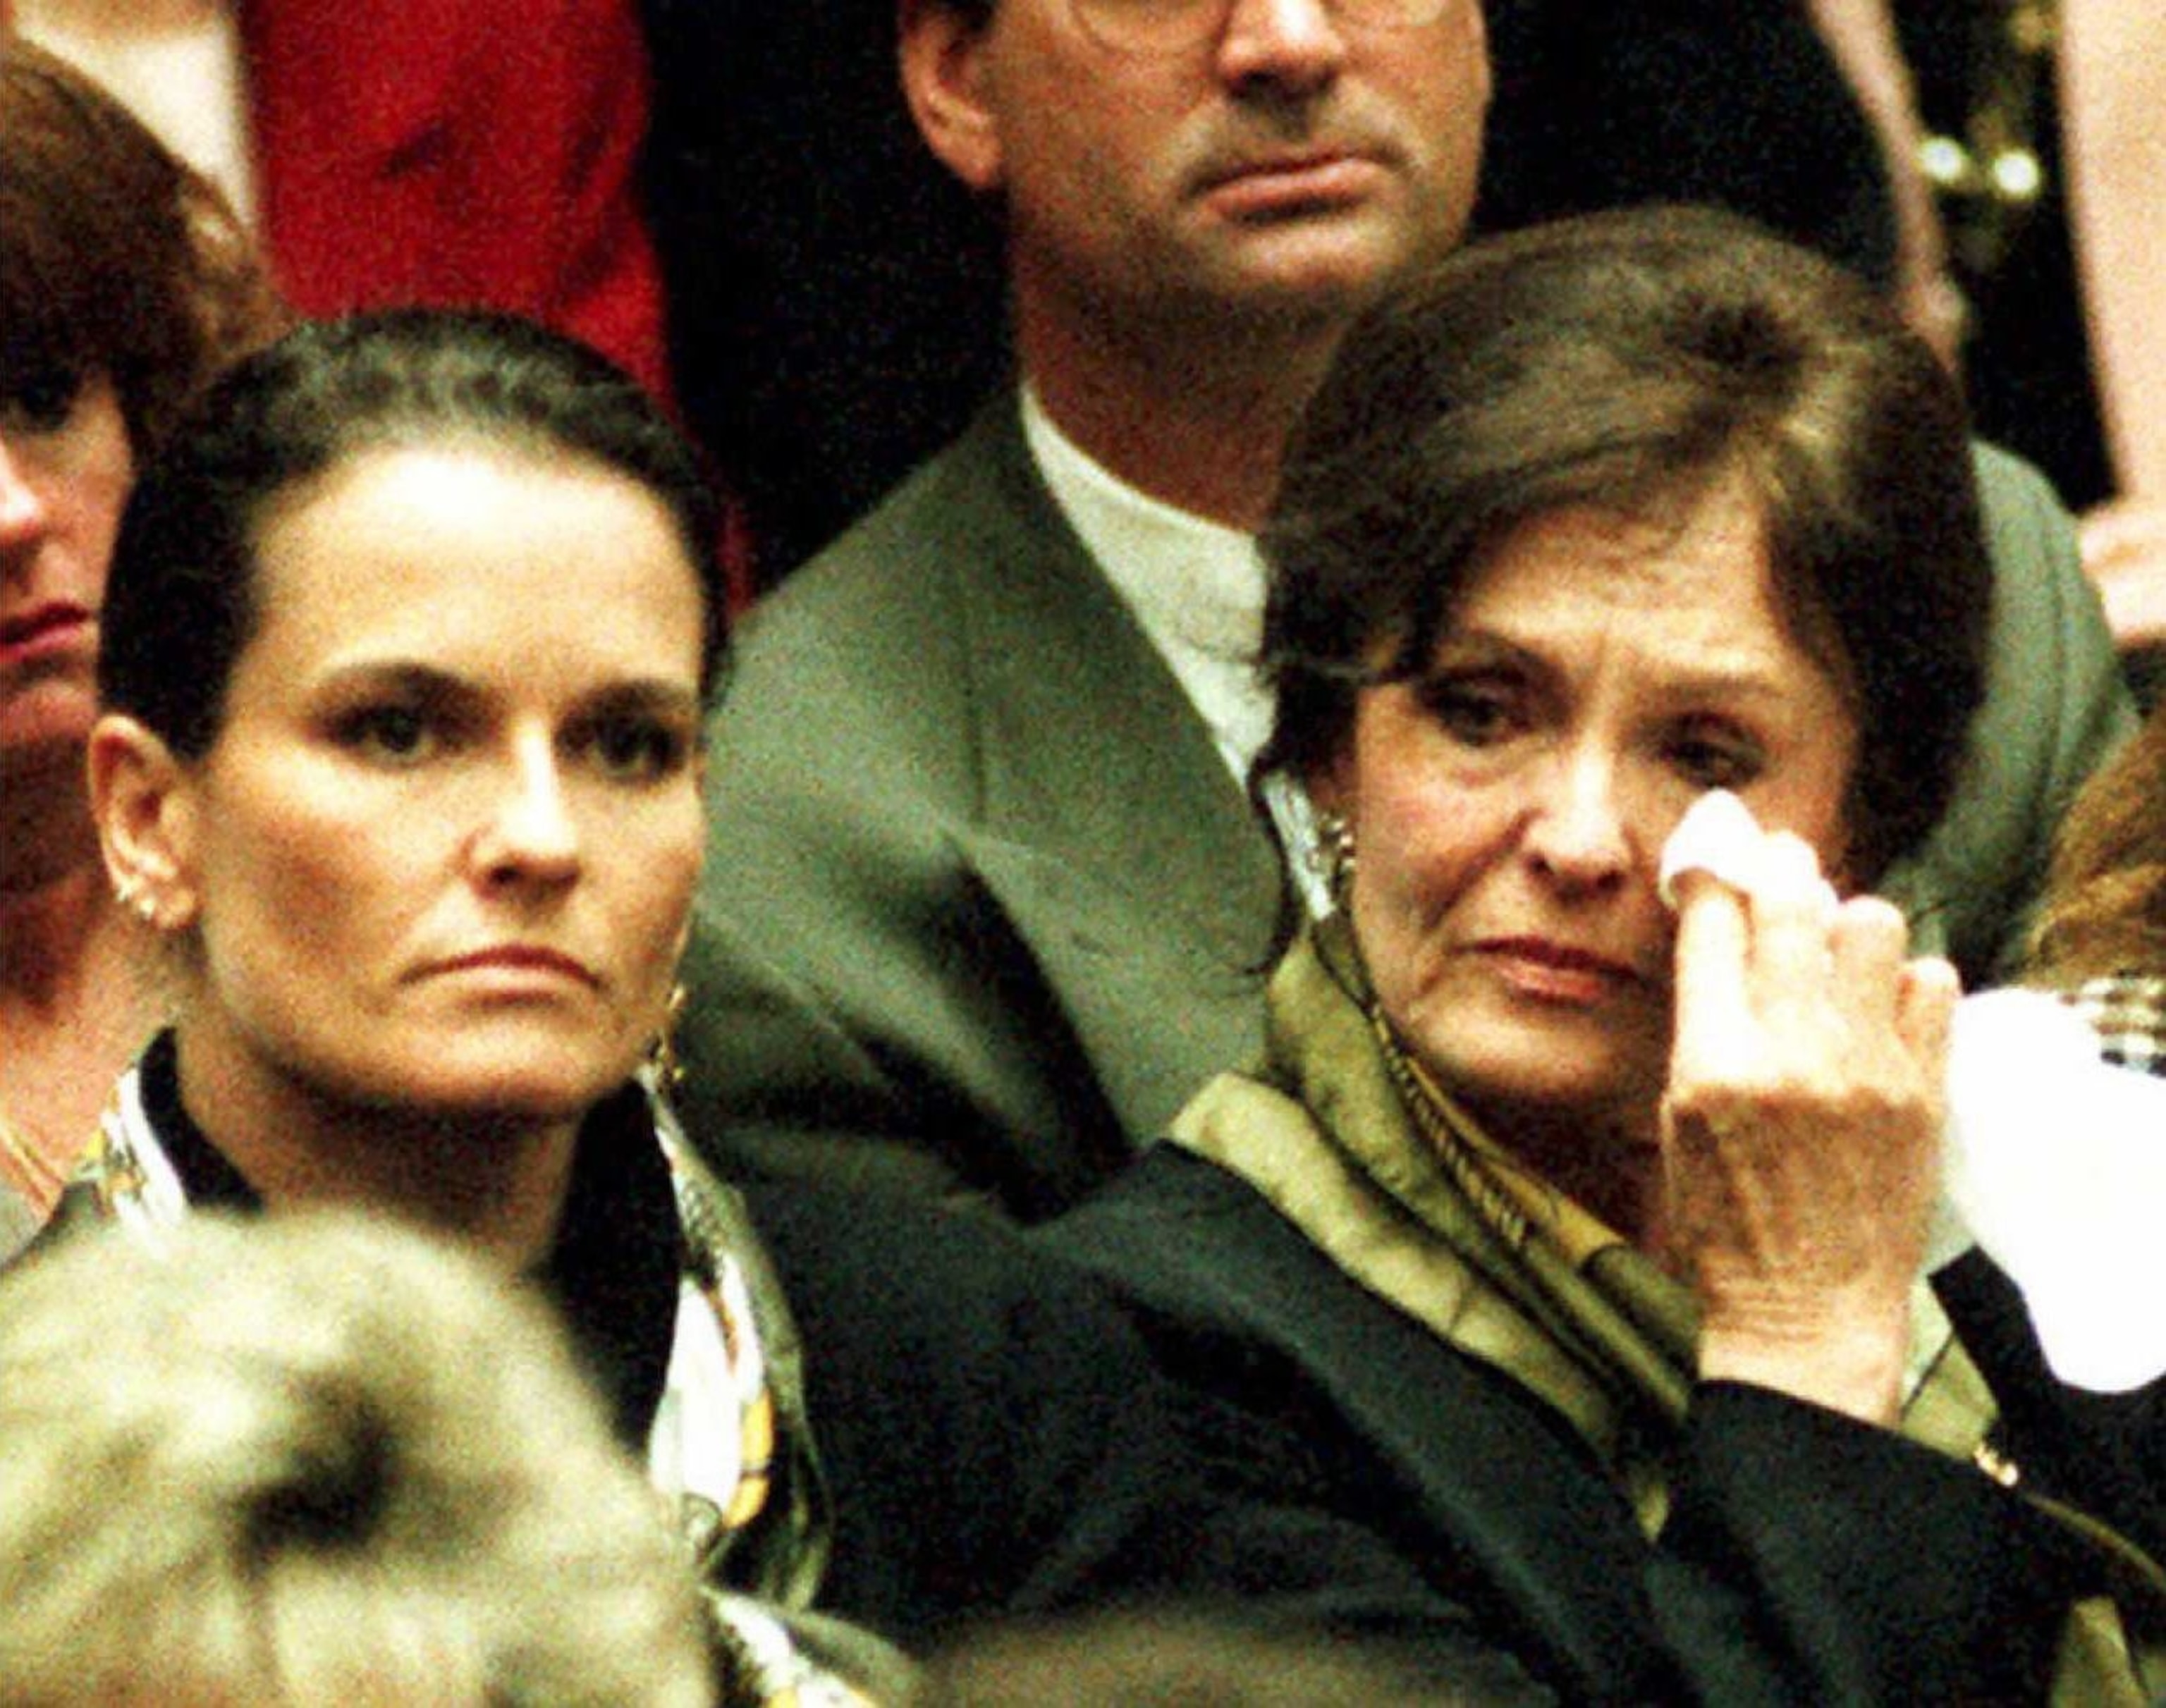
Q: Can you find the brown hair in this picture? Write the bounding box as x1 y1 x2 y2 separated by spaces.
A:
1 38 283 457
1257 204 1990 888
2027 708 2166 987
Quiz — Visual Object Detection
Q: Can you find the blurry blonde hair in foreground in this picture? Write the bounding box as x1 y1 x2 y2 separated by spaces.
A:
0 1212 714 1707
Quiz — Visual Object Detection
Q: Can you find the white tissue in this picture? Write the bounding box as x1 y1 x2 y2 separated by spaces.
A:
1658 789 1766 907
1942 990 2166 1392
1660 788 1840 915
1659 792 2166 1393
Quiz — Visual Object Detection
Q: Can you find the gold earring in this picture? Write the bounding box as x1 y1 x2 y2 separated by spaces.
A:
647 981 688 1090
1315 813 1356 909
113 876 159 926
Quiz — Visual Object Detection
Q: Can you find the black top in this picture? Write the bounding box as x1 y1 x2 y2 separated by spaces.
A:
139 1033 680 1449
1044 1146 2165 1703
739 1179 1546 1691
121 1036 1556 1679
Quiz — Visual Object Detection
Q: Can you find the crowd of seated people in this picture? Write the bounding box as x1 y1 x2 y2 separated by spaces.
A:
6 300 1541 1702
4 8 2166 1704
670 0 2126 1220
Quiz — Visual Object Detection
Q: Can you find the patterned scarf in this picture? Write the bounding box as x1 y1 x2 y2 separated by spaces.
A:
1171 914 2000 1523
58 1045 883 1704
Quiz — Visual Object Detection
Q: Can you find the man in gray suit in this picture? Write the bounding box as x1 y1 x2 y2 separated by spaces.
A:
675 0 2129 1219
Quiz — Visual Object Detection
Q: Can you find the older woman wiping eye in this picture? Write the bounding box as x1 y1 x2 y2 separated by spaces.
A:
1044 205 2166 1704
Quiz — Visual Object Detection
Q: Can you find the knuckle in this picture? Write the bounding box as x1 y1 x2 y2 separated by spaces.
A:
1834 894 1907 938
1904 954 1962 1000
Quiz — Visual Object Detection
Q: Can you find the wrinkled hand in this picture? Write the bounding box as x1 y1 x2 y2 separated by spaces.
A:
1660 833 1957 1424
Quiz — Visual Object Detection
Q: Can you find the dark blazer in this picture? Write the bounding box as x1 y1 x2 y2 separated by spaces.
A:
1041 1148 2160 1704
242 0 672 403
743 1180 1547 1696
675 398 2130 1221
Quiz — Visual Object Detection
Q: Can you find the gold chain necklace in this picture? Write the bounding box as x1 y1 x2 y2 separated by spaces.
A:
1364 998 1537 1256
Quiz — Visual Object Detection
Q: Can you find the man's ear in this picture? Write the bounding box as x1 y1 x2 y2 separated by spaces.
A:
899 0 1005 193
87 714 202 933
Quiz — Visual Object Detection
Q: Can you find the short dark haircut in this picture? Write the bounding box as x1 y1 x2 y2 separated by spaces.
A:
1256 204 1991 886
99 308 729 759
1 39 281 456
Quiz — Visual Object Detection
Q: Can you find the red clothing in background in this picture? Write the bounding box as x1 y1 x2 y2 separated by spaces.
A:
242 0 672 406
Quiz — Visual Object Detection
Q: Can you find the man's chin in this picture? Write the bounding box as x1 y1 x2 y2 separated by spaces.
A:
1196 221 1433 318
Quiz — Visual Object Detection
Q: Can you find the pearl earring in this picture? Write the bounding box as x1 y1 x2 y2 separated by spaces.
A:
1314 813 1357 909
